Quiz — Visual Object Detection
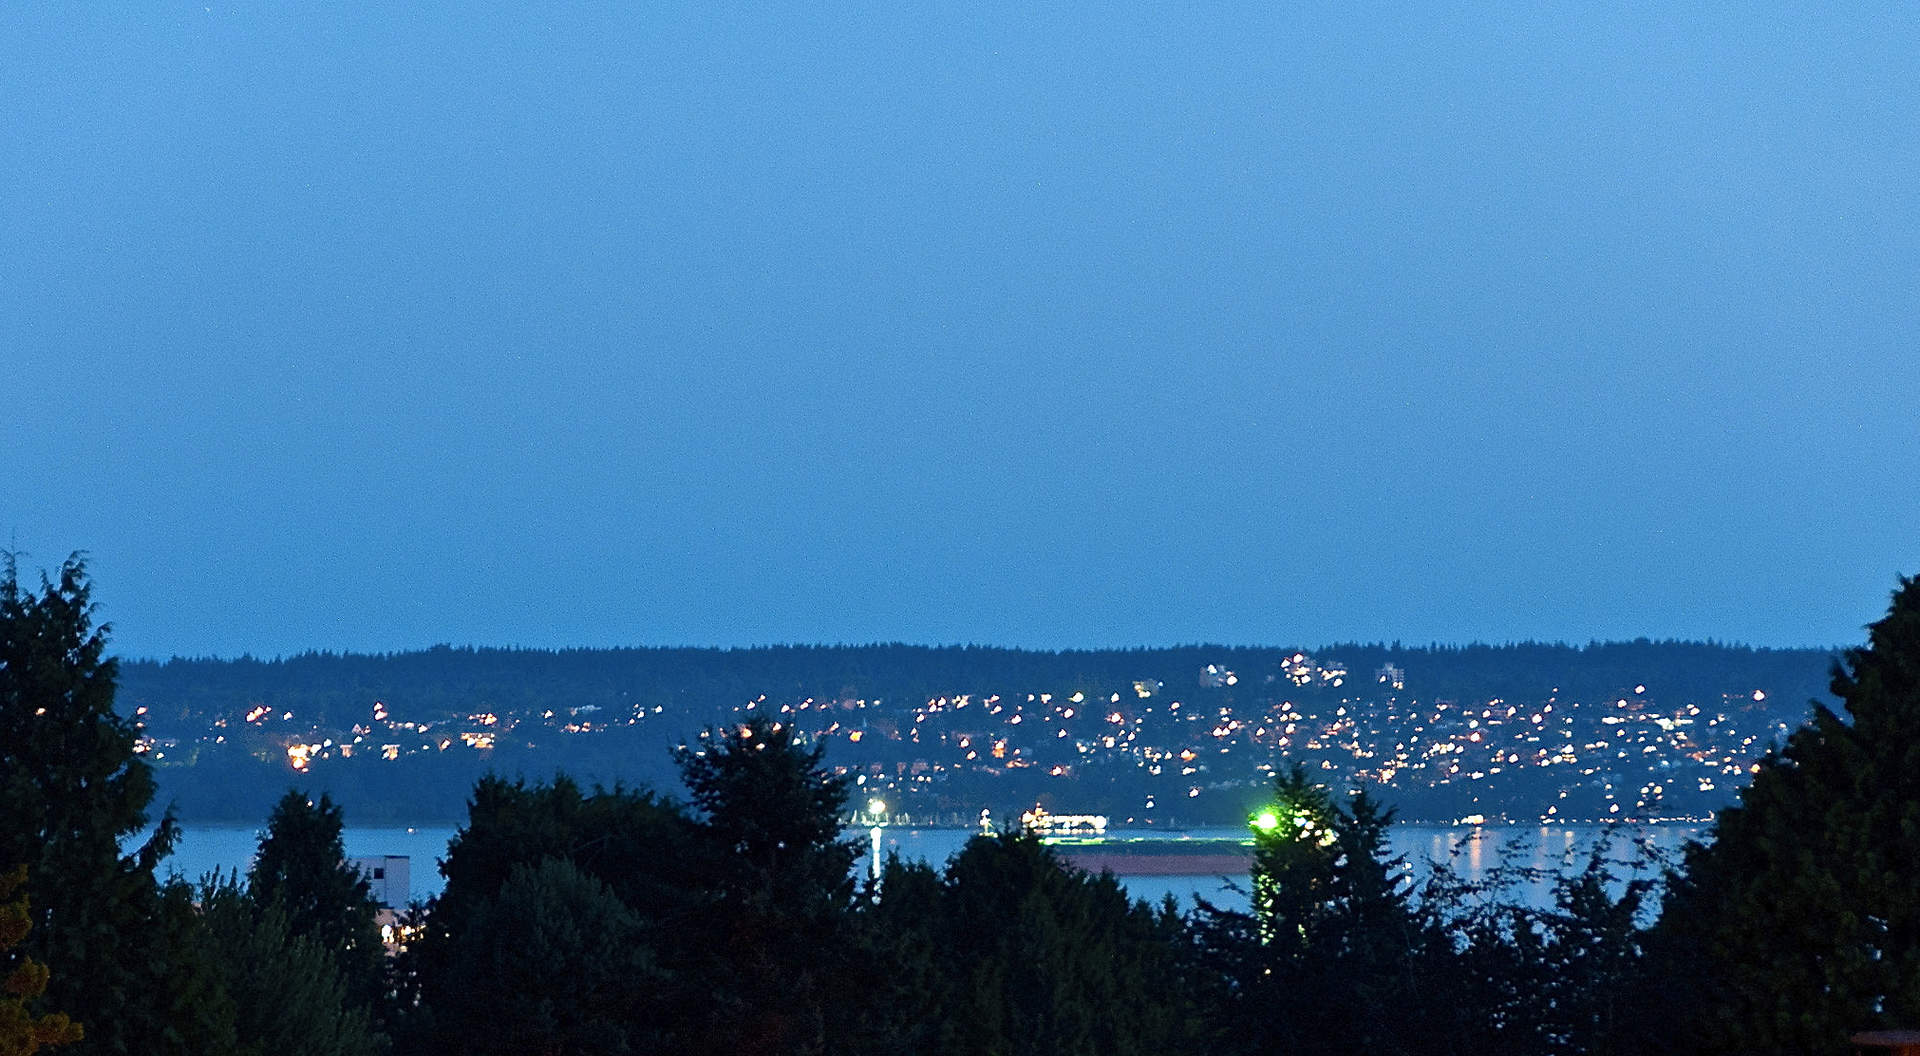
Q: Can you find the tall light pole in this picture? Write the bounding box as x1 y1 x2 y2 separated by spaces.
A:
868 797 887 883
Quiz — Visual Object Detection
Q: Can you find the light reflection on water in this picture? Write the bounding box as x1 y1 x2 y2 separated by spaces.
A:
147 821 1703 914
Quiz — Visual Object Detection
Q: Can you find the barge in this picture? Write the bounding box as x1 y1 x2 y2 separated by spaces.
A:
1020 805 1255 876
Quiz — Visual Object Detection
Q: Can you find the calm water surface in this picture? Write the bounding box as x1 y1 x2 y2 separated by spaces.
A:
151 822 1702 912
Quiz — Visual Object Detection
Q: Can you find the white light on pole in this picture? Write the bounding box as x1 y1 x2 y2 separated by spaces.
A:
868 799 887 882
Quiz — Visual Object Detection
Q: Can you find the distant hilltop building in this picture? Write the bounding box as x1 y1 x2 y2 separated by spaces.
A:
1199 664 1238 688
1376 664 1406 691
1282 653 1349 688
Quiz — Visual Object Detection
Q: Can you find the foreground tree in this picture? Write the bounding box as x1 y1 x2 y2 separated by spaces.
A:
196 877 376 1056
835 858 952 1056
0 556 232 1055
1196 765 1458 1056
1532 853 1655 1055
0 866 83 1055
913 833 1209 1056
426 857 655 1056
674 718 861 1055
398 777 703 1055
1431 839 1657 1056
1645 576 1920 1054
247 791 386 1020
675 717 859 915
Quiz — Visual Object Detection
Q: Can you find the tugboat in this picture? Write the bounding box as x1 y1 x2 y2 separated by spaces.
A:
1019 804 1253 876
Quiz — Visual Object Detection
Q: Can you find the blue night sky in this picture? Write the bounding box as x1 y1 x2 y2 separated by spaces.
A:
4 3 1916 658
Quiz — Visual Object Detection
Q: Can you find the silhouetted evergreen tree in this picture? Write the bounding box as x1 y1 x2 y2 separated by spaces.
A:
832 858 949 1056
197 876 377 1056
1428 838 1657 1056
426 858 658 1056
1534 853 1654 1055
248 792 387 1028
1196 765 1457 1056
862 833 1208 1056
674 718 860 1055
676 717 858 915
0 556 232 1055
1644 576 1920 1054
397 776 711 1055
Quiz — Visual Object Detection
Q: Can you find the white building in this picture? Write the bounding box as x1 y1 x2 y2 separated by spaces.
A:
347 855 410 909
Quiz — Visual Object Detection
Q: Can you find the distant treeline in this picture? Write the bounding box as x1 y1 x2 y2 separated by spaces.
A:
122 639 1840 730
123 639 1839 825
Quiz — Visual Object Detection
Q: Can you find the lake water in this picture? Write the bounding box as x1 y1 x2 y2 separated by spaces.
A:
150 821 1703 913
